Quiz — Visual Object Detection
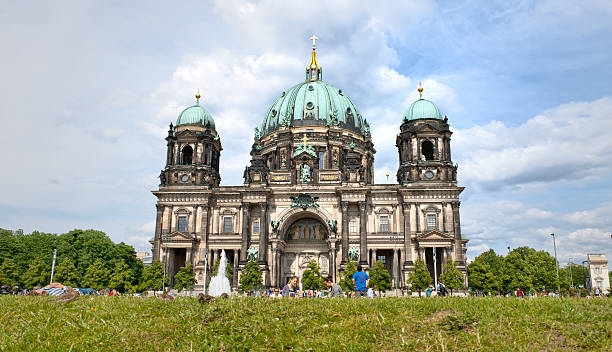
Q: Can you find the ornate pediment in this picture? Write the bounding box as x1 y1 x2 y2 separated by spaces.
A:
164 231 197 242
175 129 198 138
417 230 454 242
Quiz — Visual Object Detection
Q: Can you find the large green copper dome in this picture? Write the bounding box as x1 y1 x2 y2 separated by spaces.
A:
176 104 215 129
403 98 443 121
259 80 368 137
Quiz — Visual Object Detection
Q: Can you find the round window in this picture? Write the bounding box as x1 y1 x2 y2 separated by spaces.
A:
181 174 190 182
308 85 314 91
306 102 314 110
424 171 434 179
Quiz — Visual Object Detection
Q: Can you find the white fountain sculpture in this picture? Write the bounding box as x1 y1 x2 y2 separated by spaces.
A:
208 249 232 297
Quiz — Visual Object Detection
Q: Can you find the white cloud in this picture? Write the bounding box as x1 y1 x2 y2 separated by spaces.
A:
454 97 612 191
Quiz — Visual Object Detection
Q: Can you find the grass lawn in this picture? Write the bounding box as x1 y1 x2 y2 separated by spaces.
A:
0 296 610 351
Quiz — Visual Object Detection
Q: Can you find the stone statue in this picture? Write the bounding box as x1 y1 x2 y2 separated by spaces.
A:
348 246 360 262
327 220 338 234
247 246 259 262
254 127 260 140
300 165 310 183
271 220 280 234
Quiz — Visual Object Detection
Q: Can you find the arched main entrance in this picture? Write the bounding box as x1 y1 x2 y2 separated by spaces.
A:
279 216 331 289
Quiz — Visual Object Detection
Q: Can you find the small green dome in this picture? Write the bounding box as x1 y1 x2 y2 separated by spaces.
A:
176 104 215 129
403 98 443 121
260 80 367 136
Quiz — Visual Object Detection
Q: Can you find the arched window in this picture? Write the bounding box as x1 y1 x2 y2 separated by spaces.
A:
182 145 193 165
421 140 434 161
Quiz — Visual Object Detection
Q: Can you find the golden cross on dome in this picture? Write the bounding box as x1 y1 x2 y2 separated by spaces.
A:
302 134 309 146
310 34 318 49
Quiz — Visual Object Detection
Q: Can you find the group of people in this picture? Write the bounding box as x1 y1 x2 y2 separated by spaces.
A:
266 265 378 298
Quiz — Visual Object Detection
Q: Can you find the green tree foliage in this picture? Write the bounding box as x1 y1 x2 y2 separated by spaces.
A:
239 260 262 293
109 260 135 293
500 249 533 293
467 258 497 293
210 255 233 286
0 258 20 287
23 257 50 288
301 259 325 290
339 259 357 293
140 260 165 293
174 264 196 292
82 259 110 290
369 261 391 293
409 259 432 296
440 258 464 294
0 228 143 290
559 263 586 289
53 257 80 287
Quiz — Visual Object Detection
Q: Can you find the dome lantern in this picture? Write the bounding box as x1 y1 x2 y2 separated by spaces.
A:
305 34 322 82
176 91 216 128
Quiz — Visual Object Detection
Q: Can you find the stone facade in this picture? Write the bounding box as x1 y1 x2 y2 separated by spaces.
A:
587 253 610 294
150 47 467 290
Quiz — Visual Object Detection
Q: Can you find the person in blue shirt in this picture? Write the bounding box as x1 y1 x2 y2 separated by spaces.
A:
352 265 370 298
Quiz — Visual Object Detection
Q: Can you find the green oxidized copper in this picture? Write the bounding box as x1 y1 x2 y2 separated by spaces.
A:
290 193 319 210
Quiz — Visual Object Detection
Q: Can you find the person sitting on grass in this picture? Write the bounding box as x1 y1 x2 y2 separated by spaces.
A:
367 284 376 298
270 288 282 298
352 265 369 298
324 276 343 297
426 285 434 297
281 276 299 297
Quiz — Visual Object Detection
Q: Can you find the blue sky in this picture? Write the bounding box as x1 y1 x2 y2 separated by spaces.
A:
1 0 611 266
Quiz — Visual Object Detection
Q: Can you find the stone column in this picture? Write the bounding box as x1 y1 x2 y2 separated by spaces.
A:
329 243 337 282
153 204 164 261
341 202 349 262
451 201 463 264
271 246 278 287
371 249 377 266
233 250 239 290
392 248 399 288
358 201 368 265
402 203 413 265
258 203 268 263
240 206 250 262
167 205 174 233
192 206 197 234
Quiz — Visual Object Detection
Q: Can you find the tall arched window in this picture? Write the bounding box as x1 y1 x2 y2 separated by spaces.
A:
182 145 193 165
421 140 434 161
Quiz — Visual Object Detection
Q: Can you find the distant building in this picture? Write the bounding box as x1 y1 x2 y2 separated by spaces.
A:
587 253 609 294
150 39 467 290
136 251 152 266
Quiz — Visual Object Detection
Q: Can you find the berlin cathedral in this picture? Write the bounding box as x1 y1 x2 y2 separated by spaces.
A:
151 38 468 290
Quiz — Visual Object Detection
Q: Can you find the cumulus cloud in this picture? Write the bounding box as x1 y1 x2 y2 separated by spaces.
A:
453 97 612 191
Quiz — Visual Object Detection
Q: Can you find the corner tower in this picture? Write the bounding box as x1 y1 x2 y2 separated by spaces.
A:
160 92 222 188
396 83 456 184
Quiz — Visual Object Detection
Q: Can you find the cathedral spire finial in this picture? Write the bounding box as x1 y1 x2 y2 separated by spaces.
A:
306 34 322 81
418 82 423 99
195 89 201 104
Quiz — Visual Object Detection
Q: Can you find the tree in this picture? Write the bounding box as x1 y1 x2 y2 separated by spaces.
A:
53 257 80 287
23 257 50 288
140 260 165 293
0 258 20 287
82 259 110 290
109 260 135 293
301 259 325 290
369 261 391 294
339 259 357 293
467 258 496 293
409 259 431 296
174 264 196 292
440 258 464 295
500 249 533 293
239 260 262 293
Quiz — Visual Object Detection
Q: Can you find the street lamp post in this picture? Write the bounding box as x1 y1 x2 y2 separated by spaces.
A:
550 233 560 293
568 257 574 288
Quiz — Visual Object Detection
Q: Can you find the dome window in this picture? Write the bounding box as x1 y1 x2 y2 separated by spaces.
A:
306 102 314 110
338 90 343 95
181 145 193 165
308 85 314 91
271 109 277 117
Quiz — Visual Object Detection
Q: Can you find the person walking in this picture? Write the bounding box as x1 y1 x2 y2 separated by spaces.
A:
324 276 344 297
352 265 369 298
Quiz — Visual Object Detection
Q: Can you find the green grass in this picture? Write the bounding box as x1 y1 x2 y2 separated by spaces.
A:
0 296 610 351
